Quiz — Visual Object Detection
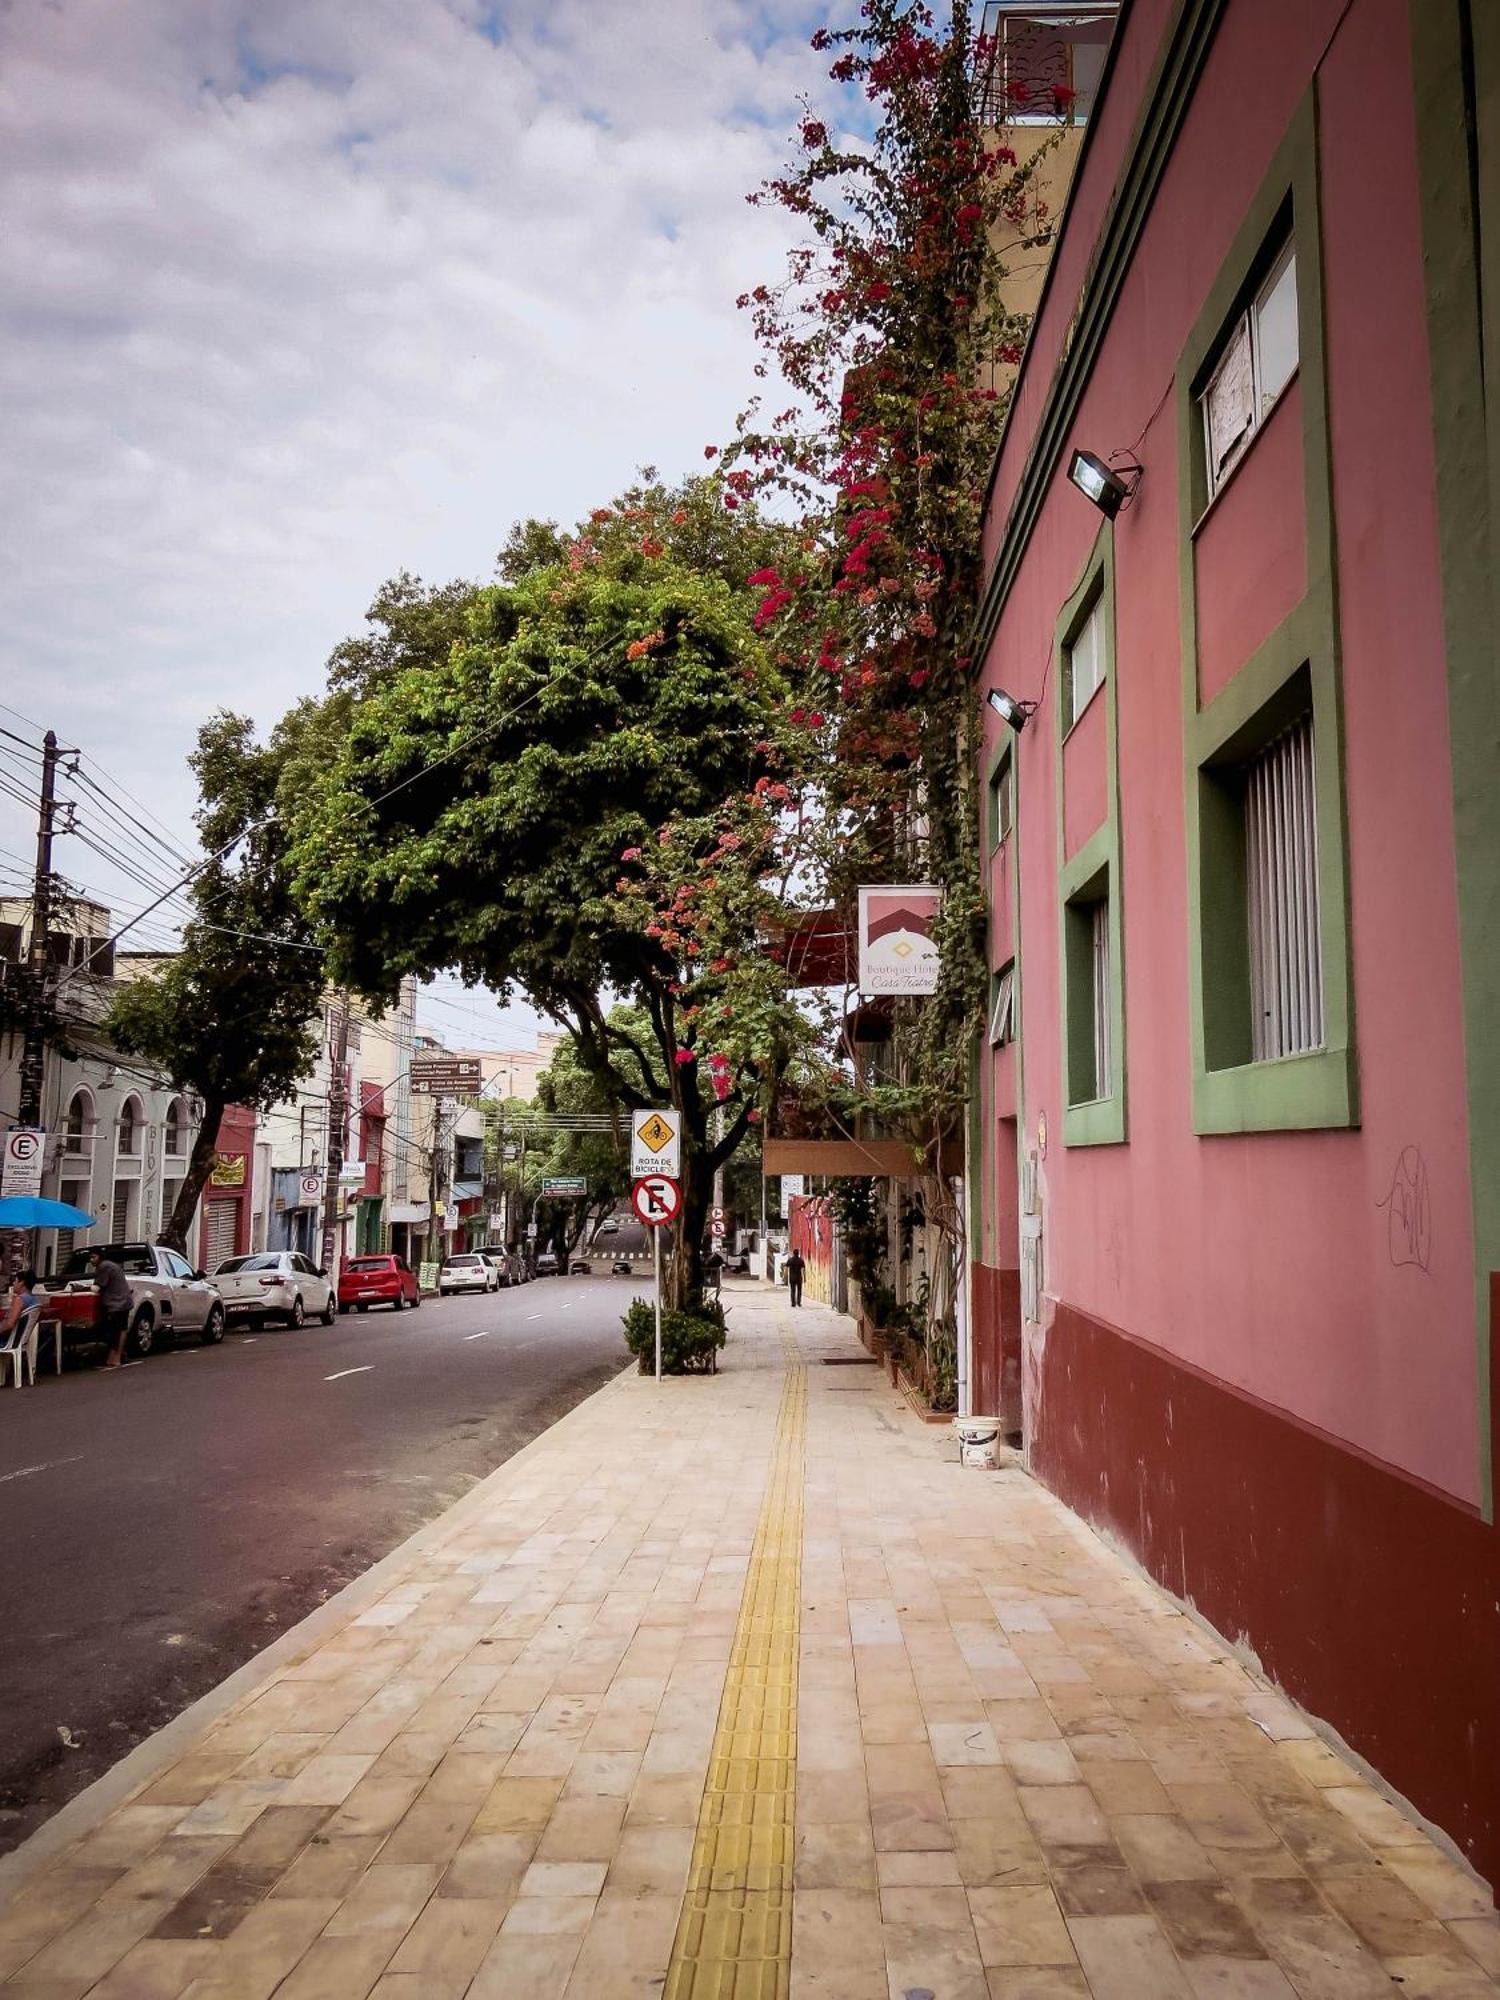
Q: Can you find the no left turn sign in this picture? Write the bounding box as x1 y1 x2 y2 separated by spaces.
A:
631 1175 682 1227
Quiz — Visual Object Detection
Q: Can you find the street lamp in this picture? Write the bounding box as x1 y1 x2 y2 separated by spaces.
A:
1066 447 1142 518
987 688 1037 730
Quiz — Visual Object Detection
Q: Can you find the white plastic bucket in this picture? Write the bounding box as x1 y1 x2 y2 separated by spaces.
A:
954 1416 1001 1469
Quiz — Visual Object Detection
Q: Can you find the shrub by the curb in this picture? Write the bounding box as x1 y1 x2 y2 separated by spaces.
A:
622 1296 726 1375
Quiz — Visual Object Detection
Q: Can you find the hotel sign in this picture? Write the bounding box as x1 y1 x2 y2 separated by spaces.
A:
857 885 942 996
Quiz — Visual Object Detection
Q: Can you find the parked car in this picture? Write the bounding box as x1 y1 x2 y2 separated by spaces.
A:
569 1258 591 1275
439 1252 491 1297
214 1251 335 1329
611 1257 633 1276
477 1251 508 1290
534 1250 560 1277
338 1253 420 1314
42 1242 224 1358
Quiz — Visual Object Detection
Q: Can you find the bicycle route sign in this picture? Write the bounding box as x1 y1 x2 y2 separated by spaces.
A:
631 1175 681 1228
631 1109 680 1179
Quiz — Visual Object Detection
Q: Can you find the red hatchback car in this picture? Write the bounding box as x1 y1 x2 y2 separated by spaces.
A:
338 1254 421 1314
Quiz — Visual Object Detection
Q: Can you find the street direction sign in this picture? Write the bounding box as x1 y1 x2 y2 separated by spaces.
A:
631 1175 682 1227
410 1054 483 1097
543 1176 588 1197
631 1109 681 1179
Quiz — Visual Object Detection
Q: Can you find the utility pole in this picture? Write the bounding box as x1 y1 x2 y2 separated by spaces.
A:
17 731 60 1132
320 990 350 1275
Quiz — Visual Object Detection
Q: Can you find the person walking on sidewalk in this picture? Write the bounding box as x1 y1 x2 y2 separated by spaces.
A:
786 1248 805 1308
92 1249 132 1368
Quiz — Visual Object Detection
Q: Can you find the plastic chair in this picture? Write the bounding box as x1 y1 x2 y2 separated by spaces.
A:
0 1303 41 1388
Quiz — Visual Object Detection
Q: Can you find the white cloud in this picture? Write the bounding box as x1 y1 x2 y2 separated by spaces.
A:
0 0 829 1044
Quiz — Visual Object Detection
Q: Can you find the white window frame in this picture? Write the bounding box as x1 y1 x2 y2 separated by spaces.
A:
990 757 1013 848
989 963 1016 1047
1200 235 1299 500
1066 591 1105 728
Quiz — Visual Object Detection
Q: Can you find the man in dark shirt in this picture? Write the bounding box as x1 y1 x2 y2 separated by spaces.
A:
786 1248 805 1308
91 1251 132 1368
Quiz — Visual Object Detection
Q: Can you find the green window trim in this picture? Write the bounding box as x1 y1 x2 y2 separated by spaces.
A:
1176 88 1357 1137
1056 525 1127 1148
980 730 1025 1262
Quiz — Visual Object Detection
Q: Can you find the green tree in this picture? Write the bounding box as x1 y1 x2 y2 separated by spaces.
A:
107 713 326 1253
288 482 810 1304
532 1032 631 1261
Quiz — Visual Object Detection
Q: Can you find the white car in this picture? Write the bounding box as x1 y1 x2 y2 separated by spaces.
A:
214 1250 336 1329
438 1253 491 1297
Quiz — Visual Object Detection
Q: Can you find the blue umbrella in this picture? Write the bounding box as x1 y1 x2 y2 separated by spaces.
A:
0 1196 97 1230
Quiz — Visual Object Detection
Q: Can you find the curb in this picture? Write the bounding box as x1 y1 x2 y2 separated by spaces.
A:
0 1360 638 1911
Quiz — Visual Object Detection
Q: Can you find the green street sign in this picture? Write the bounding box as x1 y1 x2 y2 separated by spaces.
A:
542 1175 588 1197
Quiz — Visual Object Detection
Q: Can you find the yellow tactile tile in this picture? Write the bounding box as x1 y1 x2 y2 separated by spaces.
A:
663 1361 805 1999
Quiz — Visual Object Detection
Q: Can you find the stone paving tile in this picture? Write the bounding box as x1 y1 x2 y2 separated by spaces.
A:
0 1291 1494 2000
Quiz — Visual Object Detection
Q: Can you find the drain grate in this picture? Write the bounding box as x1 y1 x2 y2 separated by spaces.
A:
820 1355 879 1367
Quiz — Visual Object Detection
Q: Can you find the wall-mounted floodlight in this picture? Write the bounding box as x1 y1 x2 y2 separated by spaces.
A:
987 688 1036 730
1067 448 1142 518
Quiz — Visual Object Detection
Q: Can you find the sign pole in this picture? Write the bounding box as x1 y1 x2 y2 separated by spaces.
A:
653 1223 663 1384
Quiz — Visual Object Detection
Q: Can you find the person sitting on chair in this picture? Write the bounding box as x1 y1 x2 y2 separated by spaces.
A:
0 1269 39 1337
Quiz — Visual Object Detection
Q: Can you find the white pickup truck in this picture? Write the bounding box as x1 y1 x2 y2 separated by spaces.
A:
42 1242 225 1358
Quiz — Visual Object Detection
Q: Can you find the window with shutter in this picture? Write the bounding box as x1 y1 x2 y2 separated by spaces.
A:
1246 714 1323 1061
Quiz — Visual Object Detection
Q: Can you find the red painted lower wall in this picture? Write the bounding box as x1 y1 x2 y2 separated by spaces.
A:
971 1261 1024 1435
1030 1295 1500 1896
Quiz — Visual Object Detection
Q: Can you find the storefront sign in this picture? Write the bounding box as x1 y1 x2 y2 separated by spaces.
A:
857 885 942 995
210 1154 247 1189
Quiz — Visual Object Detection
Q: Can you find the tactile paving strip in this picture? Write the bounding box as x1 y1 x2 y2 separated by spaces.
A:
663 1357 806 1998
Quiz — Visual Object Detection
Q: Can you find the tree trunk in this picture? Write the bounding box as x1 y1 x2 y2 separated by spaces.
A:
667 1145 713 1310
160 1096 226 1255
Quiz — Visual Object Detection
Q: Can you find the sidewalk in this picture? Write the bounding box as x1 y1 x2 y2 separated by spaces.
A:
0 1287 1494 1999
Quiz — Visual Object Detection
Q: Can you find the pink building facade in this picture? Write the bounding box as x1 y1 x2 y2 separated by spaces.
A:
971 0 1500 1890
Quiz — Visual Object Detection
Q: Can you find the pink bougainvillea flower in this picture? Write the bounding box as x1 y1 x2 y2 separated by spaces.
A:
674 1048 695 1065
703 444 719 458
621 846 642 861
723 494 740 510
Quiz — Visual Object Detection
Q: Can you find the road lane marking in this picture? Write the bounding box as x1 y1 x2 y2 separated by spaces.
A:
325 1366 374 1382
0 1455 85 1486
463 1331 493 1341
525 1314 540 1321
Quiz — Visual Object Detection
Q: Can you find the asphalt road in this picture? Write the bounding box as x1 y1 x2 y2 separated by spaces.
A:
0 1272 638 1858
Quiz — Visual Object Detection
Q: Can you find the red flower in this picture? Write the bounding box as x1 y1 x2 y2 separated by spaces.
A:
675 1049 695 1065
723 495 739 510
621 846 642 861
703 444 719 458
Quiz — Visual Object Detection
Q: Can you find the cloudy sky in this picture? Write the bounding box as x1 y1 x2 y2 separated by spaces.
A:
0 0 829 1047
